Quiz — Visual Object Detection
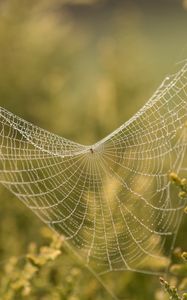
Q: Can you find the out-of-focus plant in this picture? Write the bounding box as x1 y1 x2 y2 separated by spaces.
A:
182 0 187 10
158 174 187 300
160 277 182 300
0 228 64 299
0 228 86 300
0 227 114 300
160 252 187 300
169 173 187 200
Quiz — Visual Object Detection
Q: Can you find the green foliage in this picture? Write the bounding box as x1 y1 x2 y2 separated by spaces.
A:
159 175 187 300
0 229 63 299
160 277 181 300
169 173 187 200
159 250 187 300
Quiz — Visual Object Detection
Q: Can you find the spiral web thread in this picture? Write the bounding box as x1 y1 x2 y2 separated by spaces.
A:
0 62 187 279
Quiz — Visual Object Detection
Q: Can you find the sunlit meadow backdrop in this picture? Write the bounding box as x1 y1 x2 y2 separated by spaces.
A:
0 1 187 299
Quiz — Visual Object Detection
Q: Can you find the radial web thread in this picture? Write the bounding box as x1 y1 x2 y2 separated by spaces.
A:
0 62 187 276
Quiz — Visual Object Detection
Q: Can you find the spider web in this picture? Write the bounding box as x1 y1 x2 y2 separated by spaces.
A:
0 62 187 279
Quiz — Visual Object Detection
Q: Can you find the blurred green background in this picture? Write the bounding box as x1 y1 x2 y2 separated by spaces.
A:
0 0 187 299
